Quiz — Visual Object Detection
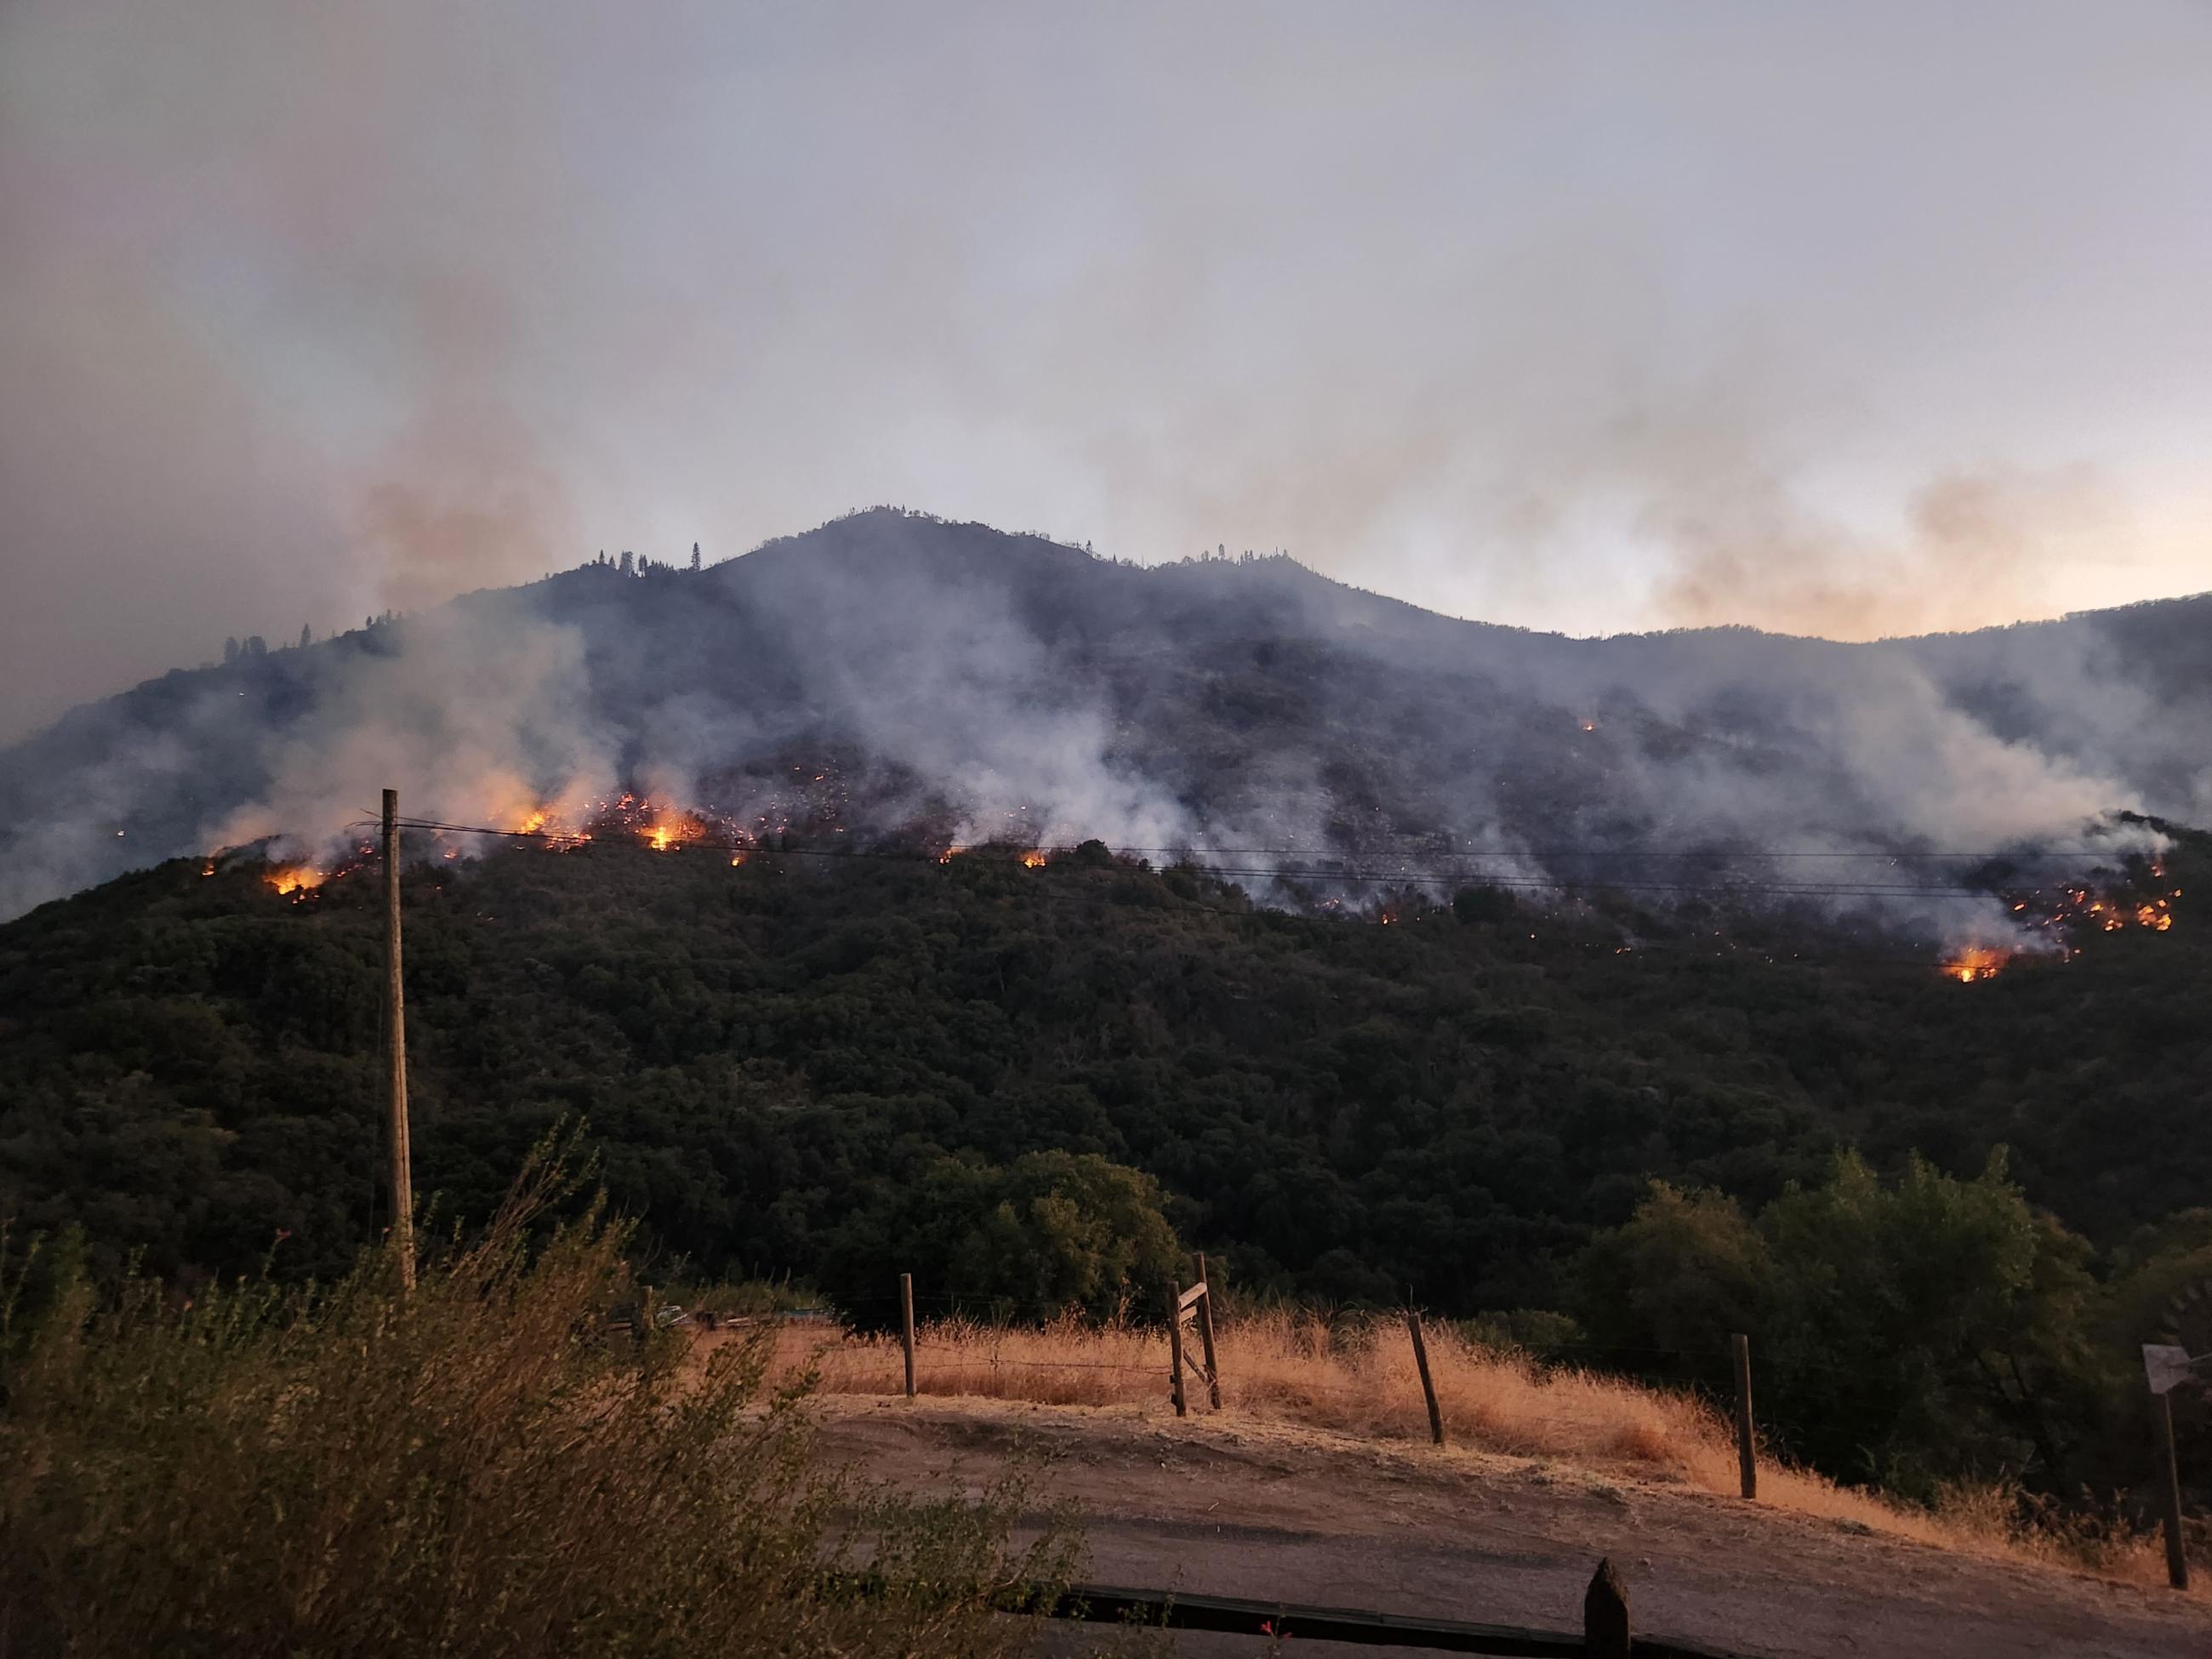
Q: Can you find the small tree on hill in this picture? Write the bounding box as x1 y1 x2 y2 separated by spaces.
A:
821 1151 1183 1328
1577 1150 2105 1498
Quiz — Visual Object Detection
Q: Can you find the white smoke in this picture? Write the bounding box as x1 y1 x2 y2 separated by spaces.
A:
0 511 2195 955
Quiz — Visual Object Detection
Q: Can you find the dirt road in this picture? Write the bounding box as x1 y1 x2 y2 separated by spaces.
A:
814 1396 2212 1659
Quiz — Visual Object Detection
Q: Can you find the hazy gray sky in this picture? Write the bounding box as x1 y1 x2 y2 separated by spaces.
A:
3 0 2209 741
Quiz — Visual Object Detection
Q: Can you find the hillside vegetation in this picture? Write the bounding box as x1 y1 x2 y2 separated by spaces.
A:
4 828 2211 1508
9 509 2212 923
0 1145 1070 1656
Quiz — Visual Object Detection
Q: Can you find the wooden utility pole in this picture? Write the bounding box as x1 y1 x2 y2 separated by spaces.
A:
1405 1306 1445 1446
383 788 415 1291
900 1272 917 1399
1191 1252 1223 1409
2157 1391 2190 1589
1732 1333 1758 1499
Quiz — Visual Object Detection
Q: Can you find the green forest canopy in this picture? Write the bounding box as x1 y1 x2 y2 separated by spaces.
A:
4 829 2209 1499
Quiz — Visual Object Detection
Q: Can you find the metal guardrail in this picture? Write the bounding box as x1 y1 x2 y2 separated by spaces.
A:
1046 1571 1744 1657
822 1555 1742 1655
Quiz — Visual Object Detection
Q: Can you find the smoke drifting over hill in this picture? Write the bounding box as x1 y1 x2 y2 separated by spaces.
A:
7 2 2212 745
3 512 2203 950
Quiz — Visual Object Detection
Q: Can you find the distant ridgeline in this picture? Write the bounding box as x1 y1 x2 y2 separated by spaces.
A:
3 508 2210 943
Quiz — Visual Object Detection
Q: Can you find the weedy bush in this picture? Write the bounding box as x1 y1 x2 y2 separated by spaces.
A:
0 1145 1076 1659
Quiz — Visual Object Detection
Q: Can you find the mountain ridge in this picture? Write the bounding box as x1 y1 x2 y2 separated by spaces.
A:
3 508 2208 925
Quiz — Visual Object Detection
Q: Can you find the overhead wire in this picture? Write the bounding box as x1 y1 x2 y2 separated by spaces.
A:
356 812 2158 903
358 809 2152 863
311 812 2181 974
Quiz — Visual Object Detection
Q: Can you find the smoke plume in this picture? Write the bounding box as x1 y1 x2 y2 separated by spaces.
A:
5 0 2212 744
3 511 2198 959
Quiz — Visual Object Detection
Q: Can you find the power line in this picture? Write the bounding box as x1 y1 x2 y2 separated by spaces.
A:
1006 846 2146 861
361 811 2157 864
358 813 2157 902
303 815 2158 972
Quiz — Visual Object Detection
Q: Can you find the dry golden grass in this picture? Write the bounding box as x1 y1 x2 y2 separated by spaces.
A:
0 1154 1076 1659
763 1308 2181 1589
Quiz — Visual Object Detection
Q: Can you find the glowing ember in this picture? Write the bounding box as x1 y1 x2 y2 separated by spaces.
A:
2136 904 2174 932
1941 945 2010 983
637 810 704 852
510 807 595 848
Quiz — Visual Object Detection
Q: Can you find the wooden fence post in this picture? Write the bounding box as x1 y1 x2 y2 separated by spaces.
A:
900 1272 916 1400
1192 1251 1222 1408
1167 1280 1188 1417
1732 1332 1758 1500
1405 1306 1444 1446
1582 1558 1630 1659
2157 1390 2190 1589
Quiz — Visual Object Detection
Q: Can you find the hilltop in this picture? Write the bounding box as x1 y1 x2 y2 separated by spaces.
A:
3 508 2209 926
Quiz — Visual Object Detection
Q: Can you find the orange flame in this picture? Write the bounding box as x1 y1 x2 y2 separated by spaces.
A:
1941 945 2010 983
638 810 704 852
265 864 325 897
511 807 594 847
1020 849 1047 869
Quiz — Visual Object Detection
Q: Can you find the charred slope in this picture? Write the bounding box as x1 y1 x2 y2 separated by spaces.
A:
4 509 2211 925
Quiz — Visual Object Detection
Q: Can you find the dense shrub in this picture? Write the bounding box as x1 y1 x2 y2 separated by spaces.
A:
0 1146 1075 1658
821 1149 1184 1328
1576 1153 2118 1499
